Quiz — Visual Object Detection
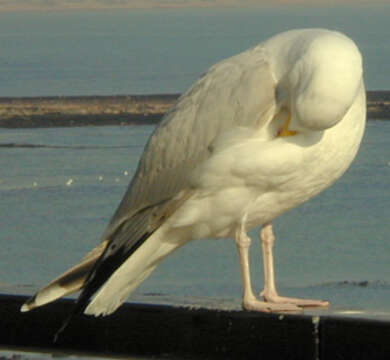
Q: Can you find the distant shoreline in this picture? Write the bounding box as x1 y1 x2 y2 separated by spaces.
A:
0 91 389 128
0 4 216 13
0 1 297 13
0 1 378 13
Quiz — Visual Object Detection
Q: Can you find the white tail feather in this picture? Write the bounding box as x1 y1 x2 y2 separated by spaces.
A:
21 240 108 312
85 229 183 316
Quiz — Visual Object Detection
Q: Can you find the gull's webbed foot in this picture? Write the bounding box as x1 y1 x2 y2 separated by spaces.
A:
243 294 301 313
259 223 329 309
261 289 330 308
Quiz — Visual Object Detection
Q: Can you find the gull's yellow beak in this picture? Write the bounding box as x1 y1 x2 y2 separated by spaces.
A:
278 114 297 137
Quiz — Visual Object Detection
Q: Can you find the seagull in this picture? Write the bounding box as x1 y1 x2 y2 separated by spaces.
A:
21 29 366 321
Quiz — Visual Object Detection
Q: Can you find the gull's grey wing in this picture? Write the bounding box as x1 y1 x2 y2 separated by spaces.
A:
66 45 277 317
106 45 277 238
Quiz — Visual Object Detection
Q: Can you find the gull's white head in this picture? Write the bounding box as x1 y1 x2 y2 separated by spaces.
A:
267 29 363 133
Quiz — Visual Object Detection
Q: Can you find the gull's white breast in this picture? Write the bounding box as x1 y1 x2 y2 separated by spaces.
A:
168 30 366 239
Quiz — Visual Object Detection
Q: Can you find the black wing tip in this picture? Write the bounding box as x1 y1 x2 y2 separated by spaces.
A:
55 229 155 341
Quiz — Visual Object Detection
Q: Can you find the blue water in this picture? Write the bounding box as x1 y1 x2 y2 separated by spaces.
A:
1 121 390 320
0 5 389 97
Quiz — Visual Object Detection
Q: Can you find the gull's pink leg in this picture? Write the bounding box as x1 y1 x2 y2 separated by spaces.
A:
235 219 300 312
260 223 329 308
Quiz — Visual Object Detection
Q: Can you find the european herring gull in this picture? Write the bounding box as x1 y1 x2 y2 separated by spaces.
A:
21 29 366 322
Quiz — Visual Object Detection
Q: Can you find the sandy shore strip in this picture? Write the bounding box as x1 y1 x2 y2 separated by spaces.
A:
0 91 388 128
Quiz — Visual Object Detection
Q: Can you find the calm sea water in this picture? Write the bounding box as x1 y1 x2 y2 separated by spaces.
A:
0 5 389 96
0 6 390 359
1 121 390 319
